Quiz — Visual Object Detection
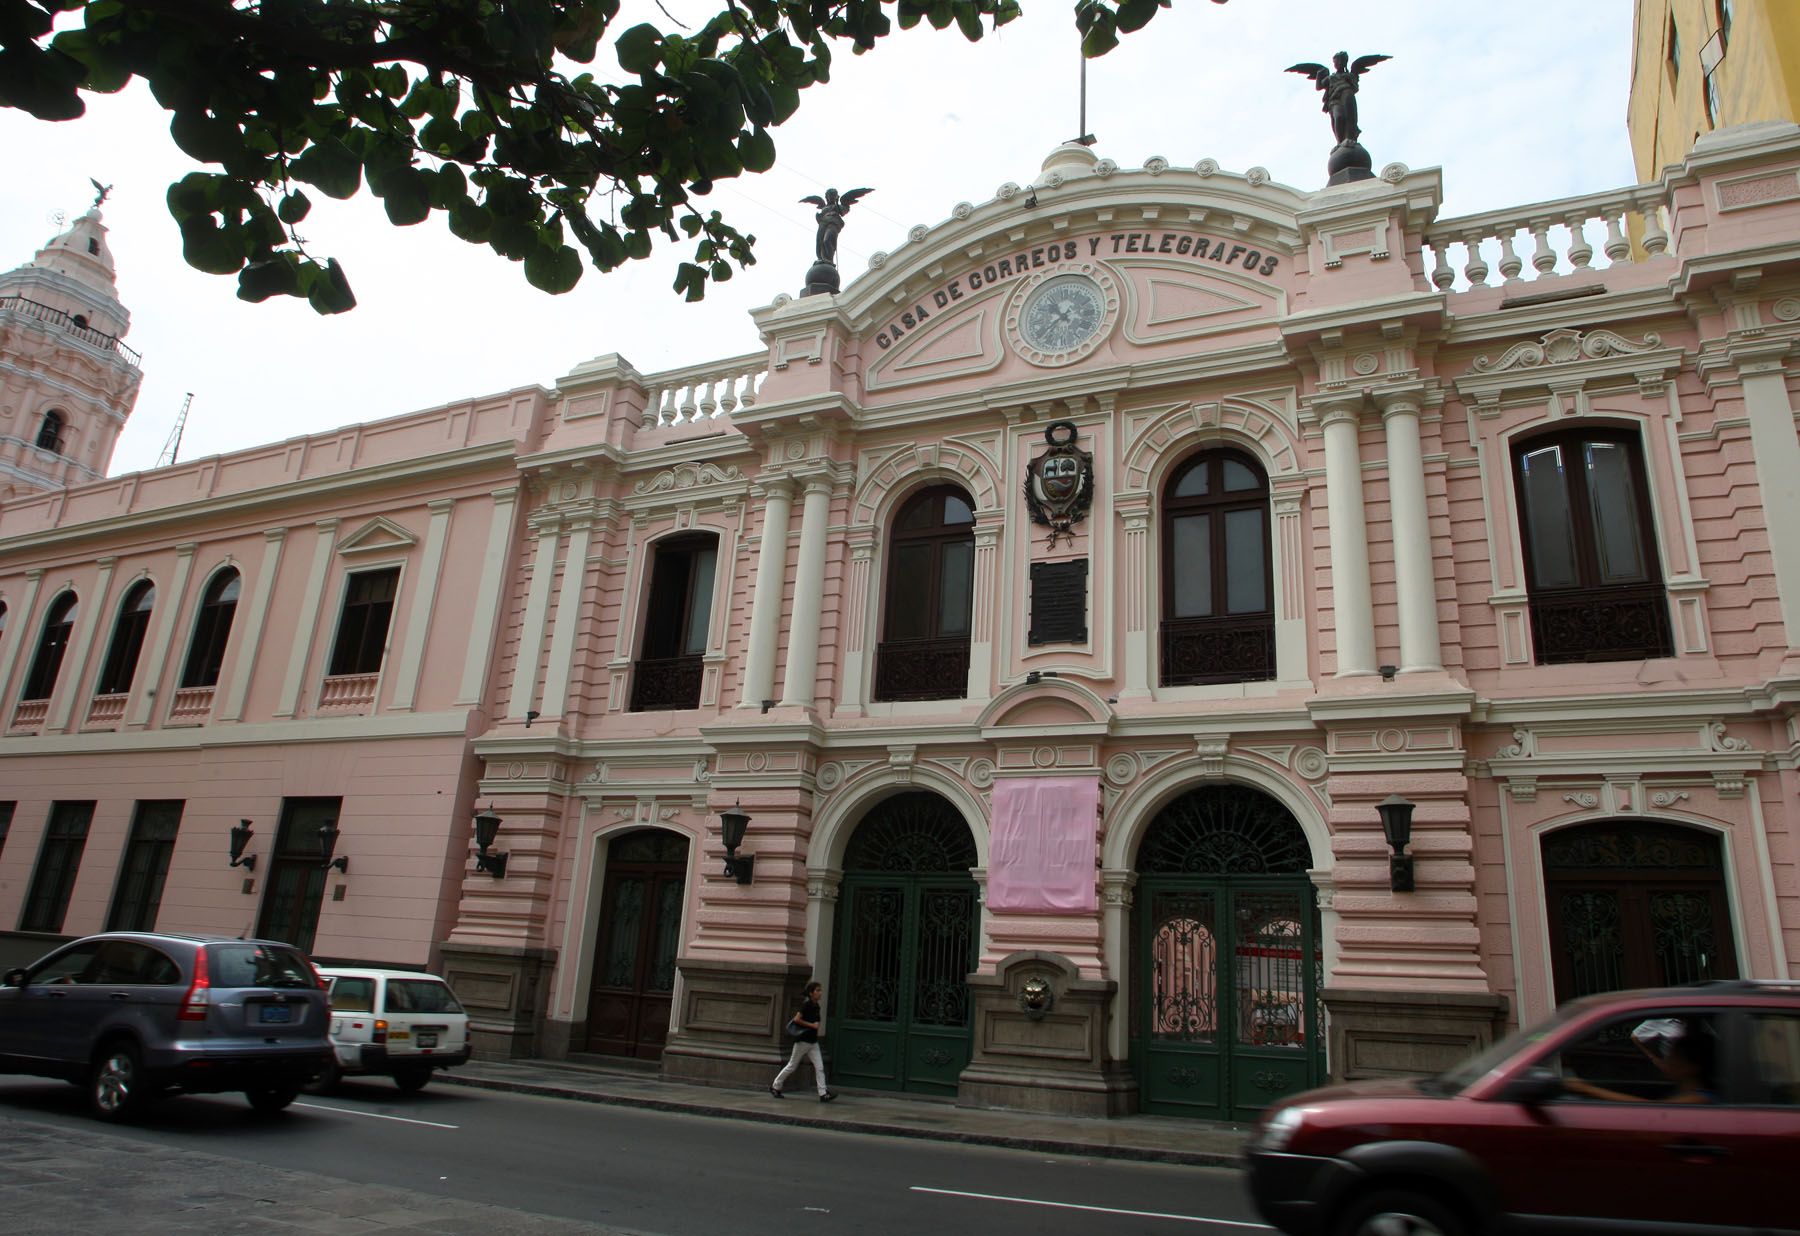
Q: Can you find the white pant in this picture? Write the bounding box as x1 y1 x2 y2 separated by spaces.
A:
772 1041 827 1095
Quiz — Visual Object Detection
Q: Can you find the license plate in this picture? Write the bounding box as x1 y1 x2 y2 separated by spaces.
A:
416 1033 437 1049
259 1004 293 1024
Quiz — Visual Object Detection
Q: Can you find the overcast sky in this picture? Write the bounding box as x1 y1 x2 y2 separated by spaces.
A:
0 1 1637 478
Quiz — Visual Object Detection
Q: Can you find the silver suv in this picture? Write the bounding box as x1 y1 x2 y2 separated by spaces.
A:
0 931 333 1121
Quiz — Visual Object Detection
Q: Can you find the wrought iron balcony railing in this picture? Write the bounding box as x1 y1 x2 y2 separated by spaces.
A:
1160 614 1276 686
0 295 141 366
874 637 970 702
630 654 703 711
1528 583 1673 664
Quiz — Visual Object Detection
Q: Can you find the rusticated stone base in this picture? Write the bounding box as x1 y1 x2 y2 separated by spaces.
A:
957 952 1136 1117
436 941 558 1059
1322 986 1510 1081
661 956 814 1089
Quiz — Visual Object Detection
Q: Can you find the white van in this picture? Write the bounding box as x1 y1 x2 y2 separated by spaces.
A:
315 967 471 1092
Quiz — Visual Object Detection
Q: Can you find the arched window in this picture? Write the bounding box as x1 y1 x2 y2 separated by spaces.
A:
875 485 975 702
36 409 65 454
631 532 718 711
180 570 241 688
1512 427 1672 663
22 591 78 701
1160 449 1274 685
96 580 155 695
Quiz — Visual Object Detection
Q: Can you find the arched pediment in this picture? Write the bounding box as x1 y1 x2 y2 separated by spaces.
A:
1121 397 1303 490
853 439 1000 523
977 677 1111 730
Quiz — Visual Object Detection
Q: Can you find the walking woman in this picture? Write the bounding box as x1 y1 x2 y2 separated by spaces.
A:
771 981 837 1101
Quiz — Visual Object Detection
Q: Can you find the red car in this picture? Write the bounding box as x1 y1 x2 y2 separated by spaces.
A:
1246 981 1800 1236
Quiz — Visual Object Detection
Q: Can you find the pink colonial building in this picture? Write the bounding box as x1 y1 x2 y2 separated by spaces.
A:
3 121 1799 1121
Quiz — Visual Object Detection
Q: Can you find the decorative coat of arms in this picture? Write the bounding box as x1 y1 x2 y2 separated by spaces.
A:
1024 420 1094 547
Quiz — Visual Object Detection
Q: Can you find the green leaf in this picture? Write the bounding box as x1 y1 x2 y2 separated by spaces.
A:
276 190 312 224
448 197 493 244
524 242 583 293
738 127 776 173
615 23 661 74
290 139 363 199
306 258 357 314
237 255 301 303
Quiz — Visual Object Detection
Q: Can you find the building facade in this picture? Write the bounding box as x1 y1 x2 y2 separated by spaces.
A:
3 123 1799 1121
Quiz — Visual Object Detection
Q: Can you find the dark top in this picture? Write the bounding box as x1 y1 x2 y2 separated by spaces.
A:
797 998 821 1043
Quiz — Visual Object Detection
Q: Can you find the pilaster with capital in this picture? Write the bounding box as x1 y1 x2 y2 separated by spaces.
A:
507 514 563 721
48 555 115 732
739 478 794 708
1378 390 1444 672
1117 497 1153 696
1319 398 1377 676
0 568 46 713
837 535 875 711
128 543 196 727
220 529 286 722
539 515 595 721
1098 868 1137 1059
1730 341 1800 648
967 518 1001 701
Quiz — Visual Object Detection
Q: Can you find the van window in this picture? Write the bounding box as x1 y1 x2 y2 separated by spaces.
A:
386 979 464 1014
208 943 316 988
330 976 376 1013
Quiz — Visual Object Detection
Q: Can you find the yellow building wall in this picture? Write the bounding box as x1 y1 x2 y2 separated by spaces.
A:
1628 0 1800 183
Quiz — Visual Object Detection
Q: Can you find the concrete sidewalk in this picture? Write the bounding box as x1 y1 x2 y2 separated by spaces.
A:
439 1058 1254 1168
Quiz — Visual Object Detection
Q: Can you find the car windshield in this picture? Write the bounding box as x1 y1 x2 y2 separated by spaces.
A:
209 943 317 988
1433 1005 1582 1094
387 979 464 1014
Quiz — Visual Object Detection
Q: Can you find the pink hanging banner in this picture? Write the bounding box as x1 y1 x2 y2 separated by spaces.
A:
987 776 1099 912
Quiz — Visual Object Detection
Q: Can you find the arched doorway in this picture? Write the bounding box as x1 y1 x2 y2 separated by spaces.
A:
1543 819 1738 1003
584 830 690 1059
1133 785 1323 1120
831 792 979 1095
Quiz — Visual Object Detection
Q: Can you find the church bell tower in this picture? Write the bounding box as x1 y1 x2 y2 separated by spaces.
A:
0 199 142 496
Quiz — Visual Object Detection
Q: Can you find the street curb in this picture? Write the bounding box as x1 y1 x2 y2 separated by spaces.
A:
437 1073 1249 1170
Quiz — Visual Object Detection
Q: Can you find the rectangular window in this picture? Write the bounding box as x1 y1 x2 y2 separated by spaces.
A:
0 801 13 861
327 567 399 676
938 541 975 637
1667 15 1681 79
1224 508 1269 613
1519 445 1581 589
106 801 183 933
1585 441 1651 583
885 542 936 639
1749 1014 1800 1105
681 545 717 656
19 801 95 933
254 798 338 954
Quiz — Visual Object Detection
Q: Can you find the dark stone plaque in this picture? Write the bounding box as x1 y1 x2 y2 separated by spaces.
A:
1029 559 1089 645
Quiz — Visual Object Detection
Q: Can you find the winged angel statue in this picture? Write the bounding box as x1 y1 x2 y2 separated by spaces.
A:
1286 52 1391 146
800 187 872 265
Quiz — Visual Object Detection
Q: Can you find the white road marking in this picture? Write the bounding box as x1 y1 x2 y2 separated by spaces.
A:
909 1186 1273 1229
293 1102 459 1129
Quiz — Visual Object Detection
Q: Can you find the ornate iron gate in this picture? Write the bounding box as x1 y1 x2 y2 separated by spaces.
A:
1133 785 1323 1120
831 793 978 1096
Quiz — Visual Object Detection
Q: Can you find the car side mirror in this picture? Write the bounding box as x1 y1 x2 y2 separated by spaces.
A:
1501 1065 1564 1106
2 968 26 988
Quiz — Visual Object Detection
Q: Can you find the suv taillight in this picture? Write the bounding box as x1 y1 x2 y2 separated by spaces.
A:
179 947 211 1021
312 961 329 990
373 1019 388 1044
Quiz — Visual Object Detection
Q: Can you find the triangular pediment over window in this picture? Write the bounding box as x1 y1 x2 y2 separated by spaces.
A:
336 516 418 556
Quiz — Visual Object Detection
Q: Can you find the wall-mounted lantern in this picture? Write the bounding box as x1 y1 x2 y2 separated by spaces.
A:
720 805 755 884
472 804 509 878
317 820 349 874
228 819 257 871
1376 794 1415 892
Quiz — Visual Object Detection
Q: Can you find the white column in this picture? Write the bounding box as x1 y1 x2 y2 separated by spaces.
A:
275 519 340 718
128 542 197 726
1100 869 1136 1061
780 477 834 707
1380 392 1444 672
47 555 115 732
219 528 286 722
0 568 46 706
739 479 794 708
1320 400 1377 676
1735 343 1800 647
507 516 562 721
457 487 520 706
389 498 454 712
538 518 594 720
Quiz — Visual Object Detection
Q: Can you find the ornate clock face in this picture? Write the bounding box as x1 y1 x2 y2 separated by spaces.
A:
1021 275 1106 353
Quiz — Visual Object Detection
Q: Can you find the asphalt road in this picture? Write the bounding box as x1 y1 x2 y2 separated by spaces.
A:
0 1075 1270 1234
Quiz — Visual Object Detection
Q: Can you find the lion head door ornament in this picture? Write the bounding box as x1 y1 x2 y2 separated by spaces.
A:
1024 421 1094 548
1017 975 1055 1021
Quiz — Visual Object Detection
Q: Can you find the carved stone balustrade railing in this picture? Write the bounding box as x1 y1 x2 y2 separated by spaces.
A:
640 352 766 428
85 694 127 727
317 672 379 713
1422 184 1671 292
167 686 215 724
10 699 49 732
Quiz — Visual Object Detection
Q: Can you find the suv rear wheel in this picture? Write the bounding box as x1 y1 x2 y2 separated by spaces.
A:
89 1043 145 1123
1336 1189 1469 1236
394 1067 431 1093
246 1086 300 1114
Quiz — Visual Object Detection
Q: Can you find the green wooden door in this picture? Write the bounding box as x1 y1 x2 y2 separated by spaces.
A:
830 793 978 1096
1133 786 1323 1120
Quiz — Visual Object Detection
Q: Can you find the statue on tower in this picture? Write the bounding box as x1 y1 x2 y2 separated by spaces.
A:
89 178 113 210
1286 52 1391 185
799 186 872 296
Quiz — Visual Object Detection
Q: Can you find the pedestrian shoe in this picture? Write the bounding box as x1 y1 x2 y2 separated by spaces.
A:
819 1091 838 1102
769 1086 785 1099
